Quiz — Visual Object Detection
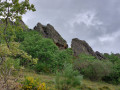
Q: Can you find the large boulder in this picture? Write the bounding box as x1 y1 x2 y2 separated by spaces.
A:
71 38 106 60
34 23 68 49
71 38 96 57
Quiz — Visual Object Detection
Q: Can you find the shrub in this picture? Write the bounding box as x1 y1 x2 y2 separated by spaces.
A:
20 30 73 73
55 63 83 90
103 54 120 84
35 48 73 73
21 77 48 90
74 54 112 81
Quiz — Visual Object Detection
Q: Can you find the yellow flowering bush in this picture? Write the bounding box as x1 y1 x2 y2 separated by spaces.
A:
21 77 48 90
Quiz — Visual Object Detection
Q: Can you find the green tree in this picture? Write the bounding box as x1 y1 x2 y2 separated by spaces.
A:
0 0 36 48
0 0 36 64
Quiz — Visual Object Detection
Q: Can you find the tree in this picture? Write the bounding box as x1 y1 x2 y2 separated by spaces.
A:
0 0 36 64
0 0 36 48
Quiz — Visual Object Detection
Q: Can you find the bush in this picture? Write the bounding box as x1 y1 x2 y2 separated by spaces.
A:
21 77 48 90
74 54 112 81
55 63 83 90
20 30 73 73
103 54 120 84
35 48 73 73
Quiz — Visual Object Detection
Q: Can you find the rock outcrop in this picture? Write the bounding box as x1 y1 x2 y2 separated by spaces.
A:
95 51 106 60
34 23 68 49
71 38 96 56
71 38 105 60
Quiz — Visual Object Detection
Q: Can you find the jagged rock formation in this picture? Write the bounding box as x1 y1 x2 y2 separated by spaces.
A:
95 51 106 60
71 38 96 56
71 38 105 60
34 23 68 49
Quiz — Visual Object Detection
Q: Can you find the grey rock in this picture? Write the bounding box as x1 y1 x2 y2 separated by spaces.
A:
34 23 68 49
71 38 96 56
95 51 106 60
71 38 105 60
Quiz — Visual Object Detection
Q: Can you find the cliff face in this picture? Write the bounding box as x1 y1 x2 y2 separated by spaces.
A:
34 23 68 49
71 38 96 56
71 38 106 60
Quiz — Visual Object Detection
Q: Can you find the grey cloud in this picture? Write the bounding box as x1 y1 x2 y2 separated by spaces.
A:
23 0 120 53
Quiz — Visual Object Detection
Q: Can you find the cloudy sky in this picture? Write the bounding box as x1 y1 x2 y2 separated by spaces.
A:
23 0 120 53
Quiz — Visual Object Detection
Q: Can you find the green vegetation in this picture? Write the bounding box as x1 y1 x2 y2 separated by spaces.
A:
19 70 120 90
55 63 83 90
0 29 120 89
0 0 120 89
74 54 113 81
103 54 120 84
18 31 73 73
21 76 48 90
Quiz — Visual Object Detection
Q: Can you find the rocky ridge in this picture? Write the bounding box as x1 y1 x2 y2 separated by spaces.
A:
34 23 68 49
0 19 106 60
71 38 106 60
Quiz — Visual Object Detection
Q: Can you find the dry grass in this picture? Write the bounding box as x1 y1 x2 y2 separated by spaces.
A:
19 69 120 90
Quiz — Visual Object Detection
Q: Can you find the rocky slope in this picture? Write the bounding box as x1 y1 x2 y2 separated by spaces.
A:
71 38 106 60
34 23 68 49
0 19 106 60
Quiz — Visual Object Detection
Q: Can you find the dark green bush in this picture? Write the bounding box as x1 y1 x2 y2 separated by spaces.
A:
19 30 73 73
74 54 112 81
103 54 120 84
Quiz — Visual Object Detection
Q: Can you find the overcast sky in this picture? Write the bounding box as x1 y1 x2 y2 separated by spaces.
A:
23 0 120 53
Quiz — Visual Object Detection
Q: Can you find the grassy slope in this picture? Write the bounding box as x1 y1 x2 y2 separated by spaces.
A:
19 69 120 90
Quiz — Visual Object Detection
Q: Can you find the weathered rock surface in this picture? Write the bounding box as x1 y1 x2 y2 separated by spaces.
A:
71 38 96 56
95 51 106 60
34 23 68 49
71 38 105 60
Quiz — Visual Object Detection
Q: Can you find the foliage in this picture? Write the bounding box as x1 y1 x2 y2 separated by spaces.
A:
55 63 83 90
20 31 73 72
0 57 21 89
74 54 112 81
54 48 73 71
20 31 58 58
14 30 31 42
103 54 120 84
0 42 38 66
21 76 48 90
0 0 35 48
